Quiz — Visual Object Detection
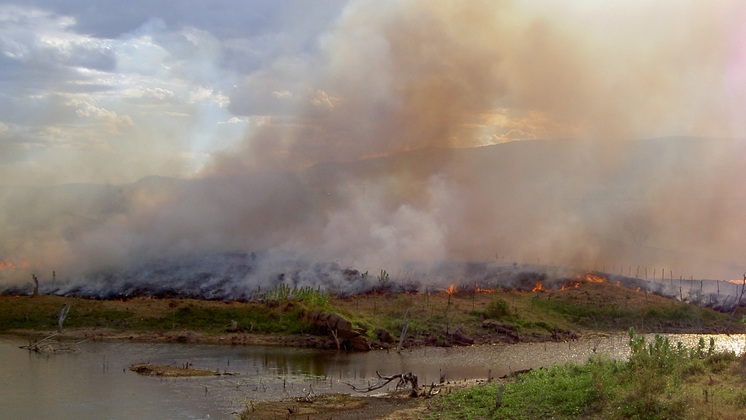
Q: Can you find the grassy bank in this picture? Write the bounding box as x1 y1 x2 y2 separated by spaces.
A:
426 329 746 419
0 281 742 347
334 282 738 346
0 294 322 336
5 283 746 419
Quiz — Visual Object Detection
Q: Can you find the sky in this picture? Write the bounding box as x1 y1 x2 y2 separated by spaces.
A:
0 0 744 185
1 0 746 287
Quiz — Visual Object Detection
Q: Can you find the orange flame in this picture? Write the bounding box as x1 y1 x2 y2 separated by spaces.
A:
446 283 456 295
532 282 544 292
475 285 494 294
560 280 582 290
0 260 17 270
584 273 606 283
0 259 29 271
725 279 746 285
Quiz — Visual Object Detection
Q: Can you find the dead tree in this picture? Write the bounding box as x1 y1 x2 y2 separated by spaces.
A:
31 274 39 296
348 371 419 397
728 273 746 322
57 303 71 333
327 321 340 350
397 309 411 353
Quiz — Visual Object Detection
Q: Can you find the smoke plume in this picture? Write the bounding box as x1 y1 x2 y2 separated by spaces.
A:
1 1 746 295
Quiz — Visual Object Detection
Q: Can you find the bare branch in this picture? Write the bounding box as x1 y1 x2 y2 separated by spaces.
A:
31 274 39 296
327 321 340 350
425 382 441 398
347 371 419 397
397 309 411 353
57 303 71 333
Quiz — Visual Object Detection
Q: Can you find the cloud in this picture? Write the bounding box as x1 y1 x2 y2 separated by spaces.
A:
0 6 247 185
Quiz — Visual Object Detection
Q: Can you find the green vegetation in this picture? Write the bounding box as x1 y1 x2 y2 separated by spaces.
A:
535 294 720 331
427 328 746 419
0 284 331 335
483 297 513 320
0 281 741 348
431 358 620 419
260 284 329 310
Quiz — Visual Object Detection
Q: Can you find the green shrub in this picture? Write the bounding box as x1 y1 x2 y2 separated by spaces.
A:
430 359 619 419
431 329 742 419
484 298 512 319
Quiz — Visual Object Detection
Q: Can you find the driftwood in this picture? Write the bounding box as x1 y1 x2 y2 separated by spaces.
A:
19 302 77 353
297 383 316 402
19 333 86 354
348 371 420 397
425 382 441 398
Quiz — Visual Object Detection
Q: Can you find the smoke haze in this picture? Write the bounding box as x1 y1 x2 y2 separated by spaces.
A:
1 1 745 293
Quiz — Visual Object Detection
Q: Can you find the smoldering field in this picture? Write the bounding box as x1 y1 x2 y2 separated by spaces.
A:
1 137 746 304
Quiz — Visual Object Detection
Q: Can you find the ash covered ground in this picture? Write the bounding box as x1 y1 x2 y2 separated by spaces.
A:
3 252 742 312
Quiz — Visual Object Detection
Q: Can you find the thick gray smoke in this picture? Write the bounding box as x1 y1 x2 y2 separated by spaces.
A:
1 1 746 296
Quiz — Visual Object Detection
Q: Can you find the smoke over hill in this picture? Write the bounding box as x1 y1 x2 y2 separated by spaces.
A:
1 137 745 300
1 2 746 299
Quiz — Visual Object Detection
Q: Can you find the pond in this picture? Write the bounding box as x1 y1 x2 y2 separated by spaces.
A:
1 333 744 419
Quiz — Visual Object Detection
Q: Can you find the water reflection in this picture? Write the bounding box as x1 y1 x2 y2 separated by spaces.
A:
1 333 744 419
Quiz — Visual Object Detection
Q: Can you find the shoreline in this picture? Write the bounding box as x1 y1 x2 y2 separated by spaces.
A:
5 320 736 349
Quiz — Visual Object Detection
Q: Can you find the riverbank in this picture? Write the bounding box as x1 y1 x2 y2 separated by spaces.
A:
1 281 741 351
4 281 745 419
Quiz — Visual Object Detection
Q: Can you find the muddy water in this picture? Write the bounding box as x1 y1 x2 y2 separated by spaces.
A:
1 333 745 419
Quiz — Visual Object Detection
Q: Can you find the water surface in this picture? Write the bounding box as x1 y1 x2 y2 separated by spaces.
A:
2 333 744 419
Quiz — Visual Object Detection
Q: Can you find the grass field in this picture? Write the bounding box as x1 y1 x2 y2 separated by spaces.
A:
1 280 741 348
